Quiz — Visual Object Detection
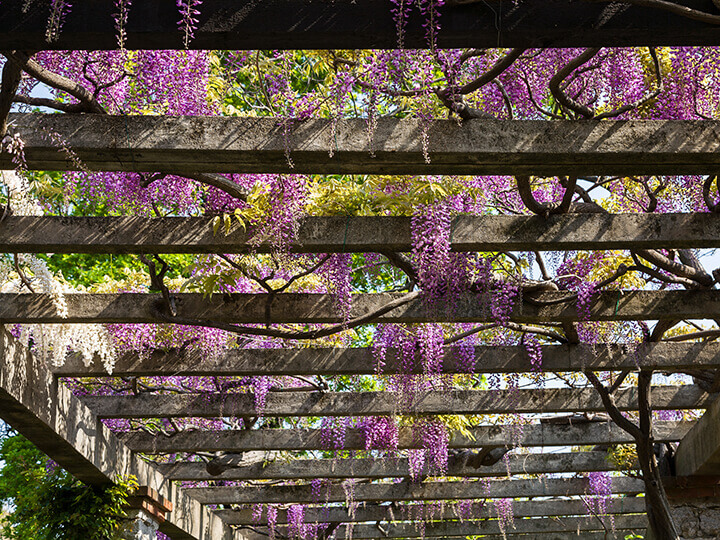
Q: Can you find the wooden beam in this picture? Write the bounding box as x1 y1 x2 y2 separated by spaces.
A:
7 113 720 176
215 496 647 525
184 476 645 504
54 342 720 378
5 290 720 324
357 535 635 540
676 387 720 476
121 420 691 453
0 327 241 540
157 451 631 481
276 513 647 539
7 214 720 255
4 0 720 49
83 386 710 419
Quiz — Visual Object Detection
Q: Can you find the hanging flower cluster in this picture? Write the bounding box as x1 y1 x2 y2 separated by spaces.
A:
586 471 614 524
176 0 203 48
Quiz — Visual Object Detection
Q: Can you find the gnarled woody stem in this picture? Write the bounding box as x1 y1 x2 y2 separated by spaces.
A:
515 175 577 216
0 53 22 137
4 50 106 114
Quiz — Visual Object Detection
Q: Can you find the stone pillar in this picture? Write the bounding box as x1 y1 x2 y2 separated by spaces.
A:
121 486 173 540
645 476 720 540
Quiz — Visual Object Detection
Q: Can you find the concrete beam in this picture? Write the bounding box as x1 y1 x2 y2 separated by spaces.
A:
4 0 720 49
6 214 720 255
157 451 629 481
0 326 242 540
281 513 647 539
54 342 720 378
4 290 720 324
676 388 720 475
6 114 720 176
83 385 711 418
358 535 634 540
121 420 691 453
215 496 647 525
185 476 645 504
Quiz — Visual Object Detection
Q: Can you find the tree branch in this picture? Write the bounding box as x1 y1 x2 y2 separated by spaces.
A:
456 47 526 95
594 47 663 120
515 176 577 216
584 370 643 440
635 249 715 287
436 48 526 120
663 329 720 342
4 51 106 114
377 251 418 285
11 94 86 113
0 52 23 137
143 172 249 203
703 175 720 213
549 48 601 119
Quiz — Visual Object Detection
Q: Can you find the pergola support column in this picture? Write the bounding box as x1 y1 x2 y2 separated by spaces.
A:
0 326 242 540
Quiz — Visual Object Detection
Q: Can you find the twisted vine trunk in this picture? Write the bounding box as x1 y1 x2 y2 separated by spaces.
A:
637 370 680 540
586 369 681 540
637 440 680 540
0 52 22 137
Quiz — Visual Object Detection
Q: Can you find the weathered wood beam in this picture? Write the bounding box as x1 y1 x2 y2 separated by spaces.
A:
276 513 647 539
121 420 691 453
5 0 720 49
676 386 720 476
184 476 645 504
157 451 631 481
5 290 720 324
7 114 720 176
7 214 720 255
215 496 647 525
0 327 241 540
84 386 711 419
357 535 634 540
55 342 720 378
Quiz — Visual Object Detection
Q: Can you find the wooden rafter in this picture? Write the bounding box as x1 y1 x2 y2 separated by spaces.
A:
361 535 632 540
5 214 720 254
216 496 648 525
3 0 720 50
270 513 648 539
54 342 720 377
6 113 720 176
81 386 711 418
5 290 720 324
156 451 630 481
184 476 646 504
121 420 692 453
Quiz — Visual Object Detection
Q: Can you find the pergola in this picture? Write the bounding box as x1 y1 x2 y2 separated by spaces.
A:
3 2 720 540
